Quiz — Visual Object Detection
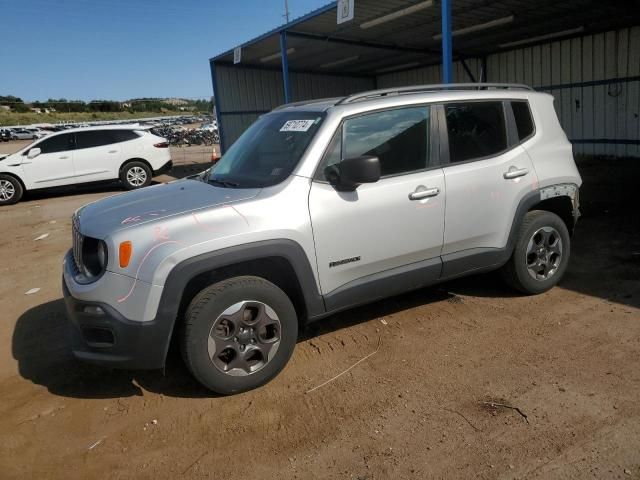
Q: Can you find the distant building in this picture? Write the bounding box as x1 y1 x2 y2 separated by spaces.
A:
0 105 10 111
165 98 189 106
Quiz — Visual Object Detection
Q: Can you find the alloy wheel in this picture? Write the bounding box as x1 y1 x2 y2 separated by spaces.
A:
525 226 563 281
0 180 15 201
126 166 147 187
208 300 282 376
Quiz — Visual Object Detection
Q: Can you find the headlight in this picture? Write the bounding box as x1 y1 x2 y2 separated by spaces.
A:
97 241 107 270
81 238 108 277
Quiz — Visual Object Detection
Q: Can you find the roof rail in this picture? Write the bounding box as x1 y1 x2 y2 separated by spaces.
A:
272 97 342 111
337 83 534 105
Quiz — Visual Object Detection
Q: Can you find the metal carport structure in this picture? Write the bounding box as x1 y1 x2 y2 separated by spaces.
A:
210 0 640 157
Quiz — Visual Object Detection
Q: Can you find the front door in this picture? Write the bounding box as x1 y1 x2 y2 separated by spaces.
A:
309 105 445 307
20 133 75 187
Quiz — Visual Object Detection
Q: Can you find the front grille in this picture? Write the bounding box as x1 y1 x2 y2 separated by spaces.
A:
72 213 84 274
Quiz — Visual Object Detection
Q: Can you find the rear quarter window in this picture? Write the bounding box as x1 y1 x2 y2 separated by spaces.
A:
511 101 535 141
110 130 140 142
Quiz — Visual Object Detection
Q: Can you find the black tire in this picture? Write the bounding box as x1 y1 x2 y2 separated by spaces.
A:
120 161 152 190
0 174 23 205
500 210 571 295
181 276 298 395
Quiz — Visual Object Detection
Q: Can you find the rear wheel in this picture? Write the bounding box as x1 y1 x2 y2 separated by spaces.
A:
0 175 23 205
181 276 298 394
120 161 152 190
500 210 570 294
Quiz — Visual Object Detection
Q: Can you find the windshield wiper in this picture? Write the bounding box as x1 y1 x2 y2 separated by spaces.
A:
208 177 240 188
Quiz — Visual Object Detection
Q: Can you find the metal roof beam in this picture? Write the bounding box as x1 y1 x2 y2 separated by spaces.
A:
286 31 440 56
212 60 374 79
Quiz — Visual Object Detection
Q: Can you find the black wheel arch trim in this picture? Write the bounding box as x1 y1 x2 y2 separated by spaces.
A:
0 172 27 191
120 158 153 174
154 239 325 366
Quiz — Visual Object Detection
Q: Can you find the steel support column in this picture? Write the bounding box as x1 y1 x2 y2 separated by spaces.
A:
280 31 291 104
209 60 226 153
441 0 453 83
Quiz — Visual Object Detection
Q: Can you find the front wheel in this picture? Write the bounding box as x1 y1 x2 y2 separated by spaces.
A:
500 210 571 294
181 276 298 394
0 175 23 205
120 161 152 190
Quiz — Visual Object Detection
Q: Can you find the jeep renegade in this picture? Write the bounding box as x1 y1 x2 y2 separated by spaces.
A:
63 84 581 394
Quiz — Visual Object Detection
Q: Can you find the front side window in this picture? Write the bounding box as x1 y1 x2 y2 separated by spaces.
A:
35 133 73 154
344 106 429 177
209 111 324 188
445 102 507 163
317 106 430 180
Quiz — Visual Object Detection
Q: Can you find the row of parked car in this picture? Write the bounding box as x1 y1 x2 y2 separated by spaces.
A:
0 127 50 141
0 115 215 142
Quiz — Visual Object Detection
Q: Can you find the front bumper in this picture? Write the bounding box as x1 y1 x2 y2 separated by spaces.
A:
63 275 172 370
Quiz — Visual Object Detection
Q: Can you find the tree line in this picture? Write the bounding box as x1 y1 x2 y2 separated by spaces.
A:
0 96 213 113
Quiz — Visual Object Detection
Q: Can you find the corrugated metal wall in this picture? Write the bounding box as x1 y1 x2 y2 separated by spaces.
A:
377 59 483 87
214 64 374 148
376 26 640 157
214 26 639 157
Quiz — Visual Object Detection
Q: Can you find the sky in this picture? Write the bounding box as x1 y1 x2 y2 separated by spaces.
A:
0 0 330 101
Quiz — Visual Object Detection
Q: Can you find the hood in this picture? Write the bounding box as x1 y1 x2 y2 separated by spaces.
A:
78 178 260 237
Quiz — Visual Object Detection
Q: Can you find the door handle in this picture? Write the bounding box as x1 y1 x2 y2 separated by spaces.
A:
409 187 440 200
59 156 69 159
503 166 529 179
108 150 117 154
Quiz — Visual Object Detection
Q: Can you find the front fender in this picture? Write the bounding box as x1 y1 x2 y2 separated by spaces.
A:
151 239 326 367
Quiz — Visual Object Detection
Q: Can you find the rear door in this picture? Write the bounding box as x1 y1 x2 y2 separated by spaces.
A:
309 105 445 307
73 130 123 182
439 100 538 276
20 133 75 187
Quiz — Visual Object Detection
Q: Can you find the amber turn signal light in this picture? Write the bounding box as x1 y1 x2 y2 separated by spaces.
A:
119 241 133 268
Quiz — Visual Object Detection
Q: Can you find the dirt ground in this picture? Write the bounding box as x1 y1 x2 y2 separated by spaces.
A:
0 141 638 479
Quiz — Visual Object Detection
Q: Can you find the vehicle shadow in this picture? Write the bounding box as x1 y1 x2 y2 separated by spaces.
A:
12 241 636 401
12 287 455 400
11 156 638 399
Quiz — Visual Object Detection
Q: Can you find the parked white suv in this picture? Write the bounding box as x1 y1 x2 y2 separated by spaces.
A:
0 126 172 204
63 84 581 394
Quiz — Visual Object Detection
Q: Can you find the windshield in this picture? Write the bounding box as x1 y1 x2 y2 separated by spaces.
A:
208 111 325 188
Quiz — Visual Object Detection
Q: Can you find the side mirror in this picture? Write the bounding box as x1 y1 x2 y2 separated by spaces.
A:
324 155 381 191
27 147 41 159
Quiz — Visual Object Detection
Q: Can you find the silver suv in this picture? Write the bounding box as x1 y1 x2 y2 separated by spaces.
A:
63 84 581 394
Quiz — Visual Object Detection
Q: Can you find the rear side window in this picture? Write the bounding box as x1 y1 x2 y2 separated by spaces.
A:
75 130 113 149
74 130 137 149
36 133 74 154
511 101 535 141
445 102 507 163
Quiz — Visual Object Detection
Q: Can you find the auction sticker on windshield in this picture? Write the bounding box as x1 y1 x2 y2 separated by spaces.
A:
280 120 316 132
